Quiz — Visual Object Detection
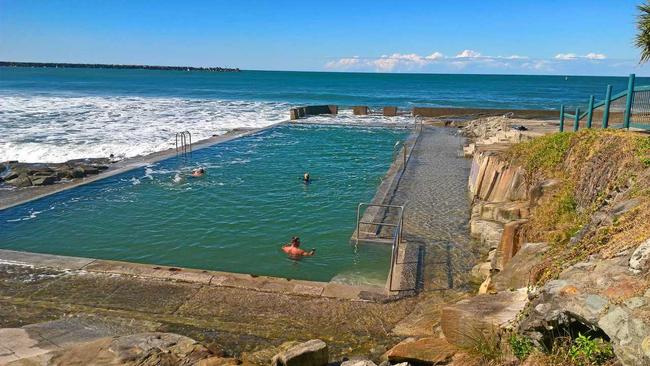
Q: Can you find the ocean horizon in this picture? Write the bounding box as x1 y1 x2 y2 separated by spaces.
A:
1 67 646 163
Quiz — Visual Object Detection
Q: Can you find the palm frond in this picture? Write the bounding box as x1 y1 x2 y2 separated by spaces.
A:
635 3 650 63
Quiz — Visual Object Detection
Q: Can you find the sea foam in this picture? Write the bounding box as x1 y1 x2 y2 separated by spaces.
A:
0 94 412 163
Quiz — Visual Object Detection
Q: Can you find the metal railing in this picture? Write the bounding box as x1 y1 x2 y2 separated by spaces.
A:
355 203 404 291
559 74 650 132
175 131 192 156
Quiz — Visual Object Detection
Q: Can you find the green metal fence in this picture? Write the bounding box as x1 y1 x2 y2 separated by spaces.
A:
559 74 650 132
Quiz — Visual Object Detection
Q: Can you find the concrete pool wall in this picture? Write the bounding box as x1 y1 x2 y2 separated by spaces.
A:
0 119 422 299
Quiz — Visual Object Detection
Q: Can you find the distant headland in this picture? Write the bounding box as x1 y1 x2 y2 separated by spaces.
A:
0 61 240 72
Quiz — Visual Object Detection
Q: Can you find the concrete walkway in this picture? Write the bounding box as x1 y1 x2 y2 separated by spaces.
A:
388 126 475 291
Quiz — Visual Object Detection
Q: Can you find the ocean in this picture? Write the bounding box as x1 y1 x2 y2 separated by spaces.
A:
0 67 643 163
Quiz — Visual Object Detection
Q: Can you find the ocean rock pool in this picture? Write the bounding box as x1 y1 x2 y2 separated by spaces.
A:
0 124 409 285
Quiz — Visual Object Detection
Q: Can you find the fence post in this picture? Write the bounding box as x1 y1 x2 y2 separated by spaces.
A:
574 107 580 132
559 105 565 132
602 85 612 129
624 73 636 129
587 95 594 129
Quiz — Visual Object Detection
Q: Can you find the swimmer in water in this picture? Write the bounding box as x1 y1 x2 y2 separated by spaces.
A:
281 237 315 258
302 172 310 183
191 167 205 177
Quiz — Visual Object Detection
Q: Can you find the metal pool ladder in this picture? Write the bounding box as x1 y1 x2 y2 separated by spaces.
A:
175 131 192 156
355 203 404 291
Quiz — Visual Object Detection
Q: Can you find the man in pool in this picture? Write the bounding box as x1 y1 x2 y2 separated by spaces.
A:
191 167 205 177
282 237 315 258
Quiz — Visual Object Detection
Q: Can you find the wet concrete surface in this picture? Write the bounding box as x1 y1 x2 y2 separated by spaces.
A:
387 126 476 291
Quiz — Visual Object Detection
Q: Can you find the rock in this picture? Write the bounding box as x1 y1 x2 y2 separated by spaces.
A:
341 360 377 366
14 332 216 366
196 356 242 366
629 238 650 274
31 175 59 186
469 219 503 249
611 198 642 218
6 174 32 188
2 172 19 181
271 339 328 366
71 167 86 178
598 306 650 366
491 242 549 291
585 294 608 315
242 341 300 365
441 289 528 348
491 220 527 271
624 297 646 309
80 165 100 175
470 262 491 282
385 337 456 365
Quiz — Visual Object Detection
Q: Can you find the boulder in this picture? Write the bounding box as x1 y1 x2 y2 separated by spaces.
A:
629 238 650 274
271 339 328 366
196 357 242 366
31 175 59 186
2 172 19 181
71 167 86 178
491 242 549 291
491 219 527 271
441 289 528 348
385 337 457 365
80 166 100 175
341 360 377 366
6 174 32 188
10 332 216 366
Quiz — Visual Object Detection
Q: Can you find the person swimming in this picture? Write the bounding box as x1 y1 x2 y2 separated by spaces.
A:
281 237 315 258
191 167 205 177
302 172 310 183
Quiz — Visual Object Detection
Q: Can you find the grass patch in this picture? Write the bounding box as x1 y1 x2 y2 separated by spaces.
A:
637 135 650 167
507 132 572 179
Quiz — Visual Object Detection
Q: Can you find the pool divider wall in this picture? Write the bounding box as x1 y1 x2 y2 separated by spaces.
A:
289 105 338 120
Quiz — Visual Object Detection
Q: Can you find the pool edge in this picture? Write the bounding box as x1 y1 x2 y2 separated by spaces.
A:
0 248 393 302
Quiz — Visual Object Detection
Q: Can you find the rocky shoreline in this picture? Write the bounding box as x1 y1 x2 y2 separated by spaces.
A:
0 159 113 188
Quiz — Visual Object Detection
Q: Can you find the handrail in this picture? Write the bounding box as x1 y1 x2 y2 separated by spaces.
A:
355 203 404 292
558 73 650 132
175 131 192 156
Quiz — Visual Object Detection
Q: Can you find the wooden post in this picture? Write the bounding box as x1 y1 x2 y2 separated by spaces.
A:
624 73 636 129
586 95 594 128
574 107 580 132
602 85 612 129
559 105 565 132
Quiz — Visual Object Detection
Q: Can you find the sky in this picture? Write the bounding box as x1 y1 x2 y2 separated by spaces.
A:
1 0 650 76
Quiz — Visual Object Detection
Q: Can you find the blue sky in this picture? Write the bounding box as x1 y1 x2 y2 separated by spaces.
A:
1 0 649 75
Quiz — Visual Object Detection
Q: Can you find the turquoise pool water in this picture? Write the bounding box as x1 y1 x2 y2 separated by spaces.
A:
0 124 408 284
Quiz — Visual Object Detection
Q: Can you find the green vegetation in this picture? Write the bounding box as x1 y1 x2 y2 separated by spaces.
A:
637 135 650 167
507 132 572 179
636 2 650 63
569 333 615 366
508 334 534 360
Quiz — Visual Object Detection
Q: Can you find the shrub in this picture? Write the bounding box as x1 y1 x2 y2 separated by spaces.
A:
508 334 534 360
569 333 615 366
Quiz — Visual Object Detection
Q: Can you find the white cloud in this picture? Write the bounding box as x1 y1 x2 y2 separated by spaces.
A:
555 52 607 61
425 52 444 60
324 56 361 70
585 52 607 60
323 49 620 74
555 53 578 60
455 49 481 58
